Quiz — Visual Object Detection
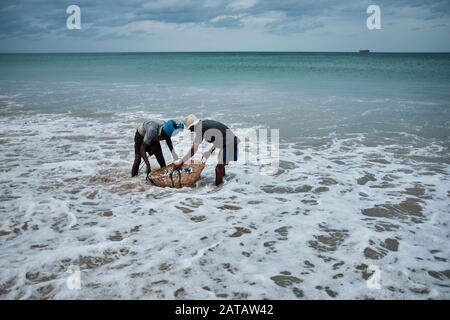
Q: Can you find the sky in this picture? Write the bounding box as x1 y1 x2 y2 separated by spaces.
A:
0 0 449 53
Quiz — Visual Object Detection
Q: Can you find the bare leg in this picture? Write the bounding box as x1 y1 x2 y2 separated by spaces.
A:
131 154 141 177
215 164 225 186
132 131 144 177
217 147 229 176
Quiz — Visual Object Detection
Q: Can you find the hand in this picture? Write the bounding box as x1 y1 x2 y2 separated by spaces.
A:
173 159 183 169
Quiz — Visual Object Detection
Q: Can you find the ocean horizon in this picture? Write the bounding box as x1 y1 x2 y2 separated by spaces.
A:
1 50 450 53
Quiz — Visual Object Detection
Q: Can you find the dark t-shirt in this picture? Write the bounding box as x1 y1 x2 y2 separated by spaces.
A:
194 120 237 148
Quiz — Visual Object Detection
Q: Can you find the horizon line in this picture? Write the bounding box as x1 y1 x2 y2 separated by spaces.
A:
1 50 450 54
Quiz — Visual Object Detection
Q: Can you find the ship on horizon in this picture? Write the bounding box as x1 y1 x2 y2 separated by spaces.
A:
359 49 370 53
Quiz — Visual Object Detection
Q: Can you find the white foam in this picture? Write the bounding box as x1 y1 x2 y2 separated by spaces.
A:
0 110 449 299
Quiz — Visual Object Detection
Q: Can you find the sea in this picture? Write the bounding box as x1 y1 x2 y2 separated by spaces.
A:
0 52 449 299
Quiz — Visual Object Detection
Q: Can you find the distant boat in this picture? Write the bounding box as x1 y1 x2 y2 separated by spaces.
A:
359 49 370 53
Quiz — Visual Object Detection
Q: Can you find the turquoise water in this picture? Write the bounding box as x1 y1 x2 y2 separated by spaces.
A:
1 53 450 95
0 52 449 140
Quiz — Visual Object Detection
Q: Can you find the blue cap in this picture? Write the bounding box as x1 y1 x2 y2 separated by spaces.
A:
163 120 184 137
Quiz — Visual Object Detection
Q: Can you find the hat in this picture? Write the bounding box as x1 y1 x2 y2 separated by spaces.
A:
184 114 200 129
162 120 184 137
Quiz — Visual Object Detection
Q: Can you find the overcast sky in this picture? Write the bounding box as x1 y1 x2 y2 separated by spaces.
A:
0 0 449 52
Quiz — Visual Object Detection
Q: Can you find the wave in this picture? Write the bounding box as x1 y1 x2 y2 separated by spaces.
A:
0 111 448 299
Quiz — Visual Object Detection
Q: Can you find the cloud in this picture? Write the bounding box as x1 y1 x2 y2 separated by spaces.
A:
0 0 446 36
228 0 259 11
209 14 245 29
266 17 324 35
0 0 449 51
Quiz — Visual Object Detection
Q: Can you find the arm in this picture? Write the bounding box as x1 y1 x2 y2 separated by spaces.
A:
140 143 151 174
185 130 202 162
174 131 202 168
174 143 199 168
184 143 199 163
165 137 178 160
203 145 215 159
141 125 159 173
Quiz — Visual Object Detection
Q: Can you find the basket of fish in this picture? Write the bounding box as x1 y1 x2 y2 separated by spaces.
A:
147 160 205 188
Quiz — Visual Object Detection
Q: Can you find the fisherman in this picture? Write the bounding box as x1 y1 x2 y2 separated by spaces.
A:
131 119 184 177
174 114 239 186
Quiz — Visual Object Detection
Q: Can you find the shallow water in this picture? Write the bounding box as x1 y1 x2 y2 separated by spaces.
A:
0 53 449 299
